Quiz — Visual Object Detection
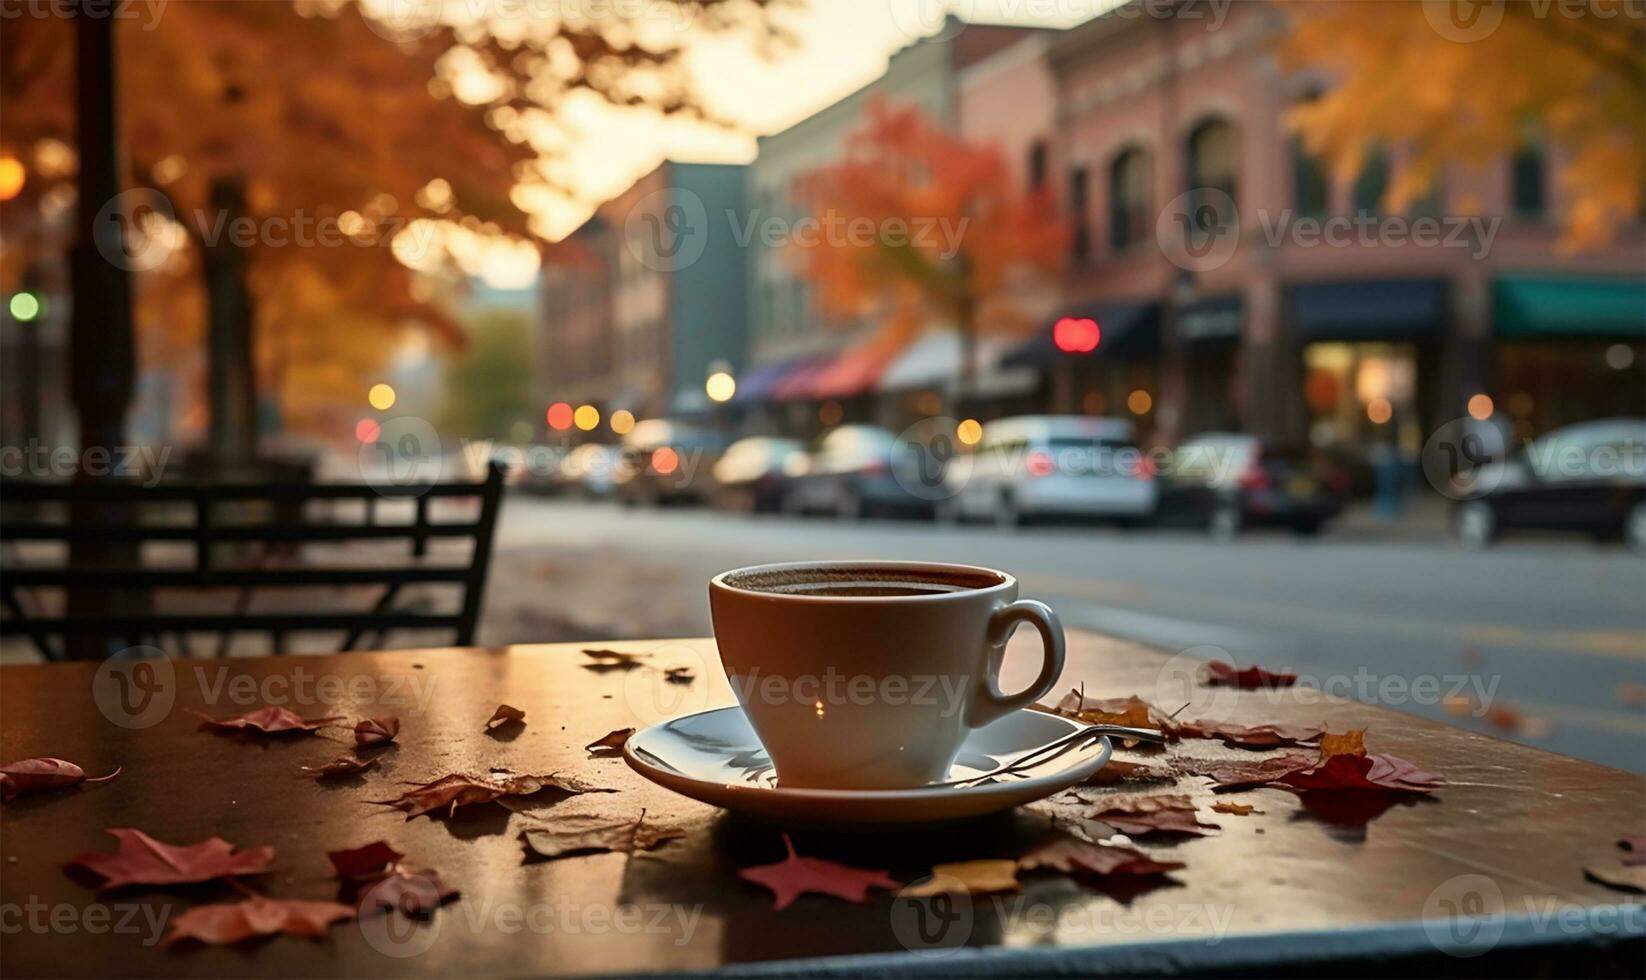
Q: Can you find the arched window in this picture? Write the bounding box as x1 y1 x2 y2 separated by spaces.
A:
1108 145 1152 252
1511 141 1546 219
1186 117 1237 229
1353 145 1389 216
1291 91 1328 215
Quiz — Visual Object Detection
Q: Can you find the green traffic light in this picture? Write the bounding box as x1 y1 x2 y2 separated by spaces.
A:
9 291 41 322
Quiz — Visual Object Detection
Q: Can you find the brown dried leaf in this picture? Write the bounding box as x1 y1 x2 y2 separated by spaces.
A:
584 728 634 758
737 834 898 911
68 829 275 890
302 754 379 779
1184 753 1316 792
1211 801 1262 815
519 810 685 861
1086 793 1219 837
1174 720 1324 749
1317 729 1367 761
581 648 648 673
484 704 525 731
326 841 404 880
900 860 1021 896
165 896 354 946
194 707 341 735
0 758 121 801
1082 758 1171 786
370 771 612 820
1018 834 1185 878
663 666 694 684
354 717 399 748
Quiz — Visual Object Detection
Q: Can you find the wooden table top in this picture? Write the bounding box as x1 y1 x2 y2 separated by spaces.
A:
1 631 1641 978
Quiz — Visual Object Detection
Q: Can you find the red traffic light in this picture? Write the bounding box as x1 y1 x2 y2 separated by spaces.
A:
1053 316 1101 353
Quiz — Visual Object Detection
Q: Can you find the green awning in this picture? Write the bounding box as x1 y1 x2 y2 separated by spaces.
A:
1494 276 1645 339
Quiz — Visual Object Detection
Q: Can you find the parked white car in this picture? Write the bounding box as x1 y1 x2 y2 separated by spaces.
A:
942 415 1157 526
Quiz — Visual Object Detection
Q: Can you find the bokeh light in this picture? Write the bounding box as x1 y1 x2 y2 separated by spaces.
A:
354 418 381 443
368 383 396 411
546 402 573 430
1367 397 1393 424
705 371 736 403
8 292 41 322
610 409 636 435
1605 344 1635 370
1466 393 1494 421
574 404 600 431
819 400 844 426
1053 316 1101 353
0 157 23 202
956 418 983 445
651 447 679 475
1127 389 1153 415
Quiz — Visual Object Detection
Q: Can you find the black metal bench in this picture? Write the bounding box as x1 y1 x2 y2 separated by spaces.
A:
0 463 505 661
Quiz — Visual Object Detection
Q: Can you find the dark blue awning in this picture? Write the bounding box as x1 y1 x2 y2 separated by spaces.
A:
1002 301 1159 368
1289 279 1447 342
1178 293 1243 343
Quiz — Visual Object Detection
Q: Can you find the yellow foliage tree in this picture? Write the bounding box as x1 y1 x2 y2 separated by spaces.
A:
1281 0 1644 248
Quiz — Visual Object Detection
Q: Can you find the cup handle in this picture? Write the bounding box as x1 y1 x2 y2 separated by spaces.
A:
971 599 1066 728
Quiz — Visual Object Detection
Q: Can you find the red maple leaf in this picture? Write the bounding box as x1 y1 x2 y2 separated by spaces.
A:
1277 753 1445 794
194 707 341 735
1174 720 1323 749
738 834 898 911
0 758 121 800
326 842 404 880
1087 794 1219 837
165 895 355 945
68 829 275 890
1204 662 1298 689
1017 835 1185 879
354 717 399 748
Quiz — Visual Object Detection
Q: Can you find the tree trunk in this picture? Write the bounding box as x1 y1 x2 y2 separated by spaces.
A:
202 176 258 474
66 4 139 659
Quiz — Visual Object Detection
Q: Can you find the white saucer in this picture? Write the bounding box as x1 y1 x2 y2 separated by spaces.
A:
622 705 1113 827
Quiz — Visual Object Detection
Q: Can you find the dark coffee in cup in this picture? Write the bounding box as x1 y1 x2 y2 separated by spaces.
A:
722 565 1003 598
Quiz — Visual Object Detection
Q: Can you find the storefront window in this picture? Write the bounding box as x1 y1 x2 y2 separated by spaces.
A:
1496 341 1646 440
1303 342 1421 454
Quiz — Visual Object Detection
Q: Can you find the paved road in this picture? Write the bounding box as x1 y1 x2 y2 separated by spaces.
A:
494 496 1646 773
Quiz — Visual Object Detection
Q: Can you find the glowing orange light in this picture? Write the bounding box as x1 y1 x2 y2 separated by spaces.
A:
956 419 983 446
0 158 23 202
546 402 573 430
1367 397 1393 424
651 447 679 475
1053 317 1101 354
1466 393 1493 421
1127 389 1153 415
354 418 381 443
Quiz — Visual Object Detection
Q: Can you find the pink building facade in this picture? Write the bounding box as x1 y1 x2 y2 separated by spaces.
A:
1002 1 1643 451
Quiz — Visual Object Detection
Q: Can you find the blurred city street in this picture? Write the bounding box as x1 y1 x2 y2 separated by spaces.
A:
483 495 1646 773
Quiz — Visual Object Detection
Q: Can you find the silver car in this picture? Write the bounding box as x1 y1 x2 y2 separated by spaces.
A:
943 416 1158 526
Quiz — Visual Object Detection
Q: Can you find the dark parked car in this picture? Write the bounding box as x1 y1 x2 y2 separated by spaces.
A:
1452 419 1646 552
1157 433 1348 537
711 437 804 512
781 425 936 519
614 419 730 507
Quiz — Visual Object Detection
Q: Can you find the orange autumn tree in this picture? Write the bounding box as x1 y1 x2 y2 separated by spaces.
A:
1281 0 1644 249
0 0 787 463
791 99 1067 398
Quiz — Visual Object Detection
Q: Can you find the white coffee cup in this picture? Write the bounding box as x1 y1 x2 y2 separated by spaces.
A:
709 560 1066 789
